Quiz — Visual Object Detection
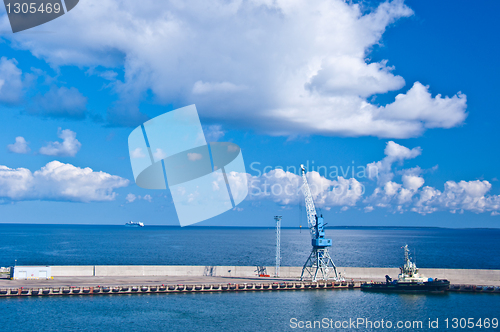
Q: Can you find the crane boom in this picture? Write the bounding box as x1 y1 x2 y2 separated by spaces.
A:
301 164 318 239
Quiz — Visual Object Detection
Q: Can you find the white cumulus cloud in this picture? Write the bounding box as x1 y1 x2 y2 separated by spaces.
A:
187 153 202 161
364 142 500 215
130 148 146 159
412 180 500 215
3 0 467 137
249 169 364 208
378 82 467 130
125 193 137 203
7 137 31 154
203 125 225 142
0 161 129 202
0 56 24 104
125 193 153 203
402 174 425 191
0 57 25 105
153 148 167 160
178 140 500 217
367 141 422 185
39 128 82 157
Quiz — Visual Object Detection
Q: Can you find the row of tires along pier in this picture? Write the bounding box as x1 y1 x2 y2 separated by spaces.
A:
1 282 499 297
447 284 500 293
0 281 354 297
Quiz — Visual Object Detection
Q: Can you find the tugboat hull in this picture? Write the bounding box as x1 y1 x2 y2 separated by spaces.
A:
361 280 450 292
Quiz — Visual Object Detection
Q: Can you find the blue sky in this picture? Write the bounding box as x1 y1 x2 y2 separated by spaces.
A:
0 0 499 228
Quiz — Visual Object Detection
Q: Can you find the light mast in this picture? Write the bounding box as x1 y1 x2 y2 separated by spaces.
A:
275 216 281 277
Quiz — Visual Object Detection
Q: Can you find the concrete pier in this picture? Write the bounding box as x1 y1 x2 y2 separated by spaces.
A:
1 266 499 297
0 278 355 297
43 265 500 284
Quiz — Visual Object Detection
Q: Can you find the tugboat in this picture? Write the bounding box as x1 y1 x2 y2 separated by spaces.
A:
361 245 450 292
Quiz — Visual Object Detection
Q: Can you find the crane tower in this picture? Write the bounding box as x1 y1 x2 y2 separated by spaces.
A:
300 164 338 282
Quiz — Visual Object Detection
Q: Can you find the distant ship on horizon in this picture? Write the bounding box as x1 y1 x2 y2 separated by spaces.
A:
125 221 144 227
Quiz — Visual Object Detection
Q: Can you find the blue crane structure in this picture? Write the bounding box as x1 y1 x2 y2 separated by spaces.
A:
300 164 339 282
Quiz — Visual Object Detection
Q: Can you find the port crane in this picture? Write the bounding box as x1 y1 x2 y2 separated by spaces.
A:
300 164 338 282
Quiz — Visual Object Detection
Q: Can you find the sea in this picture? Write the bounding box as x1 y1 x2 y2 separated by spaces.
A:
0 224 498 331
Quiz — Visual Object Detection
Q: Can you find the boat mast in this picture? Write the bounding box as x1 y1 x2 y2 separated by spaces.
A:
401 244 418 277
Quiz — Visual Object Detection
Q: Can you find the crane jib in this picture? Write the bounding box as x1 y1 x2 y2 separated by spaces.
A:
300 165 332 248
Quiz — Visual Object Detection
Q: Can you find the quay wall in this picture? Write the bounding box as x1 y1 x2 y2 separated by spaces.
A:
49 266 500 284
50 266 95 277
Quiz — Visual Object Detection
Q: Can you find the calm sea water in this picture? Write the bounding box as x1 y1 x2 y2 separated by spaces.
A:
0 224 499 269
0 225 499 331
1 290 498 331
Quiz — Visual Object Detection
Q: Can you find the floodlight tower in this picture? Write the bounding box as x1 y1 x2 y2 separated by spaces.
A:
275 216 282 277
300 164 338 282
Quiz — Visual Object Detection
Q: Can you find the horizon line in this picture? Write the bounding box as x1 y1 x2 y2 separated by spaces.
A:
0 223 498 230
